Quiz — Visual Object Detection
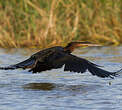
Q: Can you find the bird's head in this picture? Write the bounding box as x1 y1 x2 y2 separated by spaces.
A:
64 41 101 53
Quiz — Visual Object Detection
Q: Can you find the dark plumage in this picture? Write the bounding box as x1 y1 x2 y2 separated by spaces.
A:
0 42 121 78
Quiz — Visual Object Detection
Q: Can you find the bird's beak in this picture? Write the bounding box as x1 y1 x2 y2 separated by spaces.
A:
82 43 101 47
76 42 101 47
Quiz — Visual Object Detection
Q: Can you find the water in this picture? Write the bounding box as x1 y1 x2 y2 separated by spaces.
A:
0 47 122 110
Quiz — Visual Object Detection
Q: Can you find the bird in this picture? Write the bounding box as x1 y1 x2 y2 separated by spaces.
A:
0 41 121 79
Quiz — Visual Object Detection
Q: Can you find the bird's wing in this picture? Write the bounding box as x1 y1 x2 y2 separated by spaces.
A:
0 48 55 71
0 57 37 70
49 52 121 78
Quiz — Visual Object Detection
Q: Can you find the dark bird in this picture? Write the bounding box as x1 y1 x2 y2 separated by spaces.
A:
0 41 121 78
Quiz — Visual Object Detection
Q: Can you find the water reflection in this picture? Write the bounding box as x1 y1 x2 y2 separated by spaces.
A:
23 82 102 93
23 83 57 91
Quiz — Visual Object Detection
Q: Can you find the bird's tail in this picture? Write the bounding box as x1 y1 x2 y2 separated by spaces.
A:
0 58 36 70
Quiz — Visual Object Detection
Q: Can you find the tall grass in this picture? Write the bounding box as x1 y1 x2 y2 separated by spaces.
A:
0 0 121 48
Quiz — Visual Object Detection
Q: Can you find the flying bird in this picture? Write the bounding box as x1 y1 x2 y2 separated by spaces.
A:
0 41 121 78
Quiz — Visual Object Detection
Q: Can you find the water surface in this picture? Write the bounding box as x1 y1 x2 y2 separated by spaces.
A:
0 47 122 110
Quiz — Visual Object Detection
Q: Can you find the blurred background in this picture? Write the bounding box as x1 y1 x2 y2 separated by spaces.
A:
0 0 121 48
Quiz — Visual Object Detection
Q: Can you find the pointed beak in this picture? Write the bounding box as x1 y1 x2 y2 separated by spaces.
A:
77 42 101 47
82 43 101 47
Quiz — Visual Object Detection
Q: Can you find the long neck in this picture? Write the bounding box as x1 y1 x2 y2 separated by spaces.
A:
64 45 75 53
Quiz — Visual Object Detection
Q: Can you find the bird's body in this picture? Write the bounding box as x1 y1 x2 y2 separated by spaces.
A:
0 42 121 78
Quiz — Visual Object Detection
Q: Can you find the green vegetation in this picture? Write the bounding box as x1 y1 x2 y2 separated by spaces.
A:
0 0 121 48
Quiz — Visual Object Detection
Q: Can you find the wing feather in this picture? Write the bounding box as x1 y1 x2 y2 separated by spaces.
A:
50 52 121 78
0 57 36 70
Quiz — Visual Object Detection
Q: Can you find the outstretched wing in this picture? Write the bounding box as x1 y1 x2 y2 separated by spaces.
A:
0 47 55 71
48 52 121 78
0 57 37 70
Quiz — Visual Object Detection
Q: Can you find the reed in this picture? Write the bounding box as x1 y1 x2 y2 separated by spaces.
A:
0 0 121 48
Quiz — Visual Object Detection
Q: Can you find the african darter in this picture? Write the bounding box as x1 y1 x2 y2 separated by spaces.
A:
0 42 121 78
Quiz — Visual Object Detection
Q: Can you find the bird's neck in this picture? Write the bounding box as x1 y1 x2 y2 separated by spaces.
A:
64 46 75 53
